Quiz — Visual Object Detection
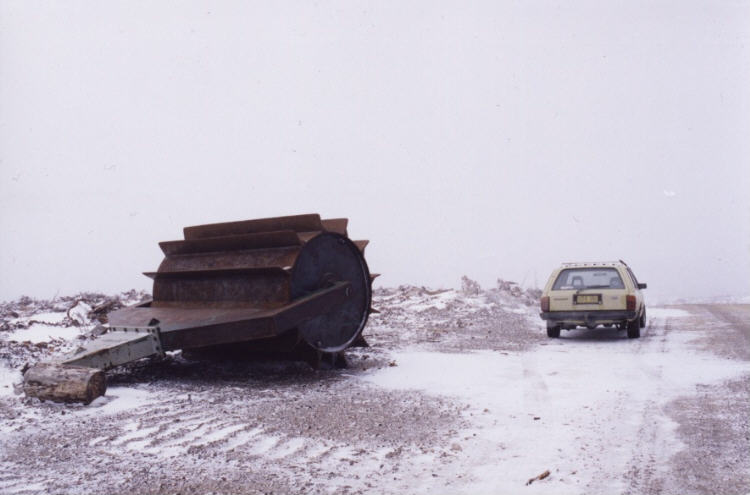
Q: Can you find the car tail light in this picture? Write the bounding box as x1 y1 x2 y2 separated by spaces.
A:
541 296 550 312
626 295 636 311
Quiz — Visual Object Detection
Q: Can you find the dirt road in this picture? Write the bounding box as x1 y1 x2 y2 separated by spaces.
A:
0 291 748 494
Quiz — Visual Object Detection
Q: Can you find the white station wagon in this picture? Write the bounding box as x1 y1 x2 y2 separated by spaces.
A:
539 261 647 339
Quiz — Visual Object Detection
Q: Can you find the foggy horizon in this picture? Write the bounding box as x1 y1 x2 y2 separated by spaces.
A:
1 2 748 304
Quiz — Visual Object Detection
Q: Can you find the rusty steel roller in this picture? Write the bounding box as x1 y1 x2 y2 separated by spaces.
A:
116 213 376 353
24 213 377 404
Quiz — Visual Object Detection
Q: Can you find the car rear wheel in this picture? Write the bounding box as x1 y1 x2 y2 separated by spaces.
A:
547 325 561 338
639 308 646 328
627 318 640 339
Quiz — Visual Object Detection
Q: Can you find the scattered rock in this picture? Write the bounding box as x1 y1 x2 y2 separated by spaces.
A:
526 469 550 485
90 324 108 337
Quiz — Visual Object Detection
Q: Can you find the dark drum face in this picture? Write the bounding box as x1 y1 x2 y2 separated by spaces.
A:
290 233 371 352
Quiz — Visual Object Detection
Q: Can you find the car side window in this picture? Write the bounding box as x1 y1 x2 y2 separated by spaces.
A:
626 268 639 287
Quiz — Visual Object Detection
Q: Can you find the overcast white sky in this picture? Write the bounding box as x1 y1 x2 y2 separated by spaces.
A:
1 1 748 303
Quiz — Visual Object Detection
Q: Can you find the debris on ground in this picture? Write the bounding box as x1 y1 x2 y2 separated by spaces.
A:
526 469 551 485
369 277 541 352
5 286 744 494
0 291 149 368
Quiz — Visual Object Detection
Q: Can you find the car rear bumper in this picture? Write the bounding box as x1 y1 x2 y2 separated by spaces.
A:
540 310 637 324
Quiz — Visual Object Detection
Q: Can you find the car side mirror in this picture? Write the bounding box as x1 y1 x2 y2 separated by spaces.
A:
638 283 647 289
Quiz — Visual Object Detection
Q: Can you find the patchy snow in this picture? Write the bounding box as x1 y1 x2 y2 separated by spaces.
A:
376 281 538 317
652 294 750 305
81 386 159 415
67 301 92 325
4 323 81 343
19 311 67 325
370 282 541 354
0 366 21 398
0 480 47 495
363 311 750 493
646 307 692 319
0 285 747 494
379 287 497 314
500 304 529 314
197 423 249 446
406 289 461 312
222 426 264 452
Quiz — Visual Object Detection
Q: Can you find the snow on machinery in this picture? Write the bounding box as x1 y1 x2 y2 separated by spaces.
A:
22 214 377 404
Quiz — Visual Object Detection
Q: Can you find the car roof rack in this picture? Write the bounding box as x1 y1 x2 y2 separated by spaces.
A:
561 261 626 267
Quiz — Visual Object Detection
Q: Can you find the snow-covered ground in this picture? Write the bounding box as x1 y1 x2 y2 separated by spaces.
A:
365 309 749 493
0 284 748 494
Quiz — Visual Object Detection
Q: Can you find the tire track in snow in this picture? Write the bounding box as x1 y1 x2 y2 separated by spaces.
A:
520 351 550 413
626 315 668 494
0 459 52 495
620 315 692 494
581 314 672 494
92 391 381 481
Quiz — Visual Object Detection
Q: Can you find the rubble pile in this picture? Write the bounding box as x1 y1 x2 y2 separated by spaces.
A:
0 290 149 330
368 277 542 352
494 279 542 307
0 290 149 369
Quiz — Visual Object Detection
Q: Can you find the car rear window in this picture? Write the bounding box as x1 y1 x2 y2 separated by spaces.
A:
552 268 625 290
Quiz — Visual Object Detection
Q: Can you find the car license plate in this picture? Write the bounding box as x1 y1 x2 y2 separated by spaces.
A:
575 294 601 304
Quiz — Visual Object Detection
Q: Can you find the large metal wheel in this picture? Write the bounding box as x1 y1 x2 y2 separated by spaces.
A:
135 214 375 353
291 233 371 352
